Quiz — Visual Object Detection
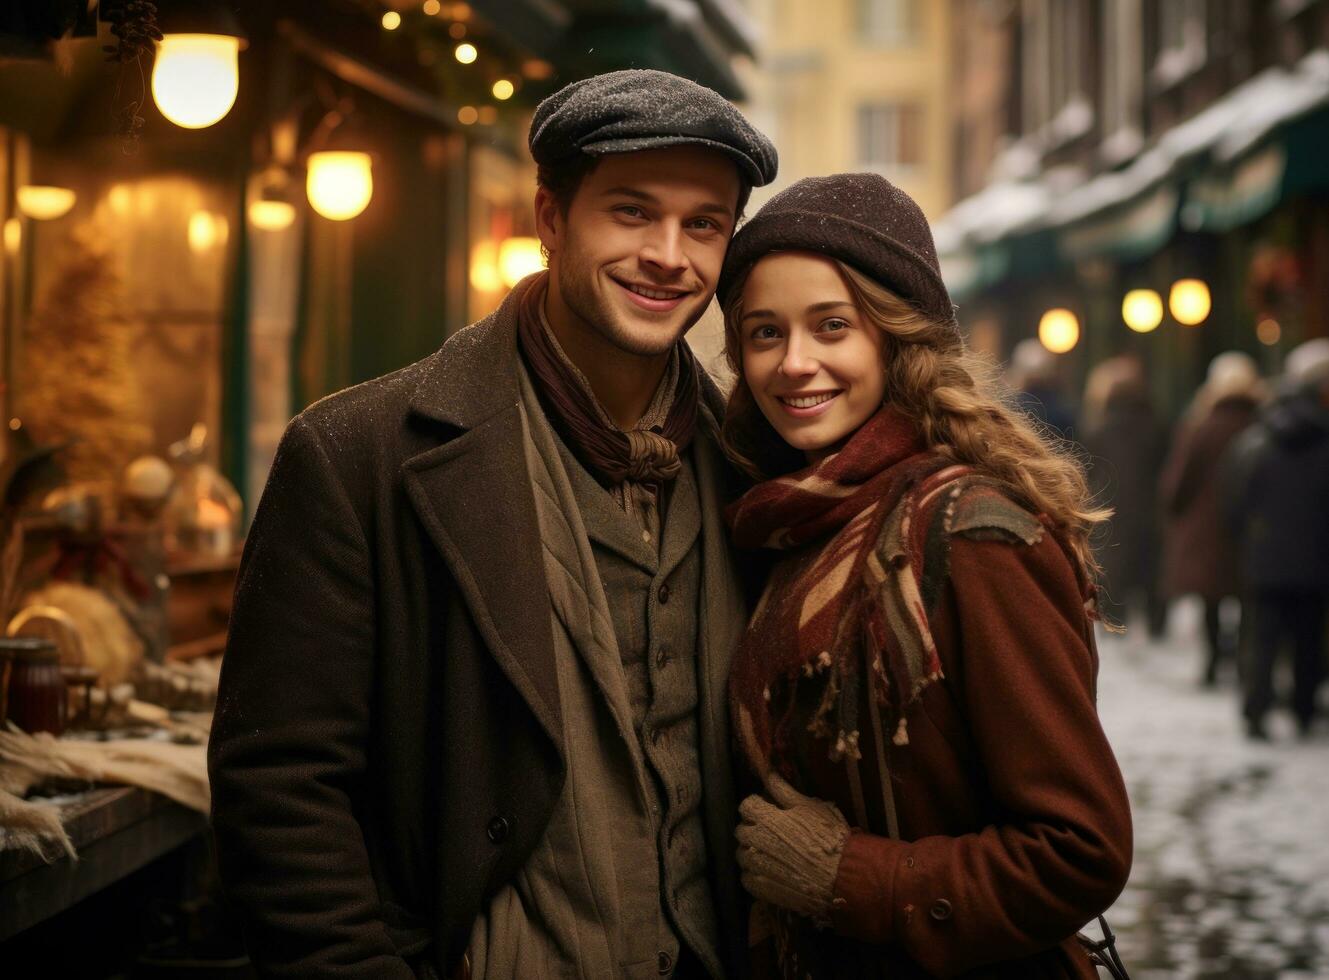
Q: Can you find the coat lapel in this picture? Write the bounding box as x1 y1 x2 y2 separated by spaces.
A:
402 277 562 757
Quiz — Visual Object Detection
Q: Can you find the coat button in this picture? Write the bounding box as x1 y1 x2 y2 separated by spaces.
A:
655 647 670 669
656 950 673 974
486 815 510 844
657 583 670 604
930 898 952 921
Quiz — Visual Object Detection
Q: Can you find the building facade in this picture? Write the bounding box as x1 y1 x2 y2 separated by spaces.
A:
738 0 953 219
940 0 1329 410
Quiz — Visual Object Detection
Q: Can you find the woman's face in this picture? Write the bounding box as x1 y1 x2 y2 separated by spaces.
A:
738 252 887 461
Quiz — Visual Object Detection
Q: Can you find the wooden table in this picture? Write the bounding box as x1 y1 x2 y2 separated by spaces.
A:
0 786 208 942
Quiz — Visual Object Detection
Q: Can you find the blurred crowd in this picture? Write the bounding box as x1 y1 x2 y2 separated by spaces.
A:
1008 338 1329 742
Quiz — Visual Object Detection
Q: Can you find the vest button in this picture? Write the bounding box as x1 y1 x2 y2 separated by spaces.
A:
657 583 670 604
486 815 510 844
655 647 670 668
930 898 953 921
651 727 665 747
657 950 673 974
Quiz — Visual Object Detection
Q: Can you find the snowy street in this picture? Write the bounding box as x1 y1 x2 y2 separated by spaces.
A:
1096 601 1329 980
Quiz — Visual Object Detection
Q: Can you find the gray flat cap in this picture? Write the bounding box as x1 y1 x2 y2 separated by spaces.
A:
529 69 777 186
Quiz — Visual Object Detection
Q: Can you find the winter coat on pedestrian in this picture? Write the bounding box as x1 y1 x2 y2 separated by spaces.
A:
1224 382 1329 593
727 411 1133 980
1081 389 1169 611
1158 394 1259 600
1013 384 1077 441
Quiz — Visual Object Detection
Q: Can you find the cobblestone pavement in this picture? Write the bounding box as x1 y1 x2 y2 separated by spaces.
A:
1095 601 1329 979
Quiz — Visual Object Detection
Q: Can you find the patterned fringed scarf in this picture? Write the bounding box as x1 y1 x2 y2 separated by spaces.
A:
727 406 973 779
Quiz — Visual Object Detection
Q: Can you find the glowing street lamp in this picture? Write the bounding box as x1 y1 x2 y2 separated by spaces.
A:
469 239 502 293
306 151 373 221
498 237 544 287
17 185 76 220
188 211 228 253
1169 279 1211 326
3 218 20 256
1038 308 1080 354
1122 289 1163 333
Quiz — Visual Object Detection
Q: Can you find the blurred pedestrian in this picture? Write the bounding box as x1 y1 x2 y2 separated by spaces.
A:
1009 337 1076 439
1224 339 1329 739
1159 352 1263 685
1081 357 1169 634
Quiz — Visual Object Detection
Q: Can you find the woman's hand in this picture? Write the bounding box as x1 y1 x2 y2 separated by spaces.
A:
735 773 850 926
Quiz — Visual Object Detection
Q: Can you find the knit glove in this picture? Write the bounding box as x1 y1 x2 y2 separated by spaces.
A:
736 773 850 926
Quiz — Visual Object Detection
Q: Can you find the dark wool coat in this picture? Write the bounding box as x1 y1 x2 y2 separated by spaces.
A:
208 278 746 979
1158 395 1258 600
1223 384 1329 592
773 528 1132 978
1082 394 1169 605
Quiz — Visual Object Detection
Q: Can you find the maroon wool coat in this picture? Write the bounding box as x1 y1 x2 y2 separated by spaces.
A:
1158 395 1259 601
776 529 1133 978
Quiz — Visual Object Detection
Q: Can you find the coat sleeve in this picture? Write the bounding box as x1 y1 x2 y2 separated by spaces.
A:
208 415 416 980
829 532 1133 977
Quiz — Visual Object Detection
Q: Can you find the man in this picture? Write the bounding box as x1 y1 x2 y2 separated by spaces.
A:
208 69 777 979
1224 339 1329 740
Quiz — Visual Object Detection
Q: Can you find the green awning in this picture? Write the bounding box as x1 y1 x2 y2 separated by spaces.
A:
1058 184 1179 262
1180 144 1287 233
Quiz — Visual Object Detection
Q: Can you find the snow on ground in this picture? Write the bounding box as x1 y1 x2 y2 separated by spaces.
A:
1095 599 1329 979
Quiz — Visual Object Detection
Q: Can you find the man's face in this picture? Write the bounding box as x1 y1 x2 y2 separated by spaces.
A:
537 145 742 358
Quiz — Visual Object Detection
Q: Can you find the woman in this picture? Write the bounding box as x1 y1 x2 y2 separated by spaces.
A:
1158 352 1262 685
717 174 1132 979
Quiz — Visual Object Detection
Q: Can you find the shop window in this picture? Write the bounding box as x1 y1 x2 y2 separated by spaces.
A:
856 0 920 45
1152 0 1207 88
857 103 924 172
4 147 232 488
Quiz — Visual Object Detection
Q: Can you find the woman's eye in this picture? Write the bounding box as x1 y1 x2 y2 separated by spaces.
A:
750 324 780 342
818 318 850 333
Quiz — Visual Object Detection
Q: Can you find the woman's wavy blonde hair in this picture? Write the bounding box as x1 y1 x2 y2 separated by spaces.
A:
721 256 1108 578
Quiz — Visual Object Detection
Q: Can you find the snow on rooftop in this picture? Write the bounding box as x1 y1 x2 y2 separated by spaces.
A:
935 47 1329 258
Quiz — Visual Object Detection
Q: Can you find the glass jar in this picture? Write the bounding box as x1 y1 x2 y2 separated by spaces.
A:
0 637 67 736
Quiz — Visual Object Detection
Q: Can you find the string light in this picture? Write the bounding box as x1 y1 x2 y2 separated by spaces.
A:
457 106 478 125
454 42 477 64
381 11 401 29
492 79 514 100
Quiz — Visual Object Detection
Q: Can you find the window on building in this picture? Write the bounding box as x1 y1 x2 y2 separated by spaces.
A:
1101 0 1144 157
856 0 920 44
1021 0 1093 142
857 103 924 171
1153 0 1207 86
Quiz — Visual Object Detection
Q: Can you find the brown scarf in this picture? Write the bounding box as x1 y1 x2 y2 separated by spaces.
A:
517 273 700 490
727 407 967 779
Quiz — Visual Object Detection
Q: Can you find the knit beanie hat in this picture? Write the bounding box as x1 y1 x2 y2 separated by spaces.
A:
718 173 956 330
